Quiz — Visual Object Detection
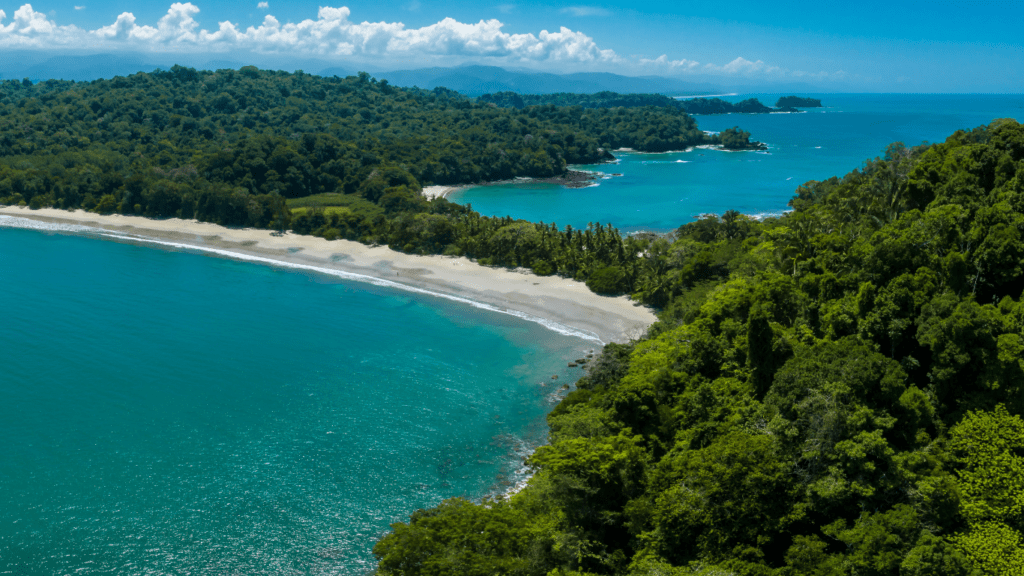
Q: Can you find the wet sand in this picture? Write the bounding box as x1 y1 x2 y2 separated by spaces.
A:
0 206 657 344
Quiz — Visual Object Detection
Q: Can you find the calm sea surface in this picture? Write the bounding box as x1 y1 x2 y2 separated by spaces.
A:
451 93 1024 232
3 93 1023 575
0 222 592 575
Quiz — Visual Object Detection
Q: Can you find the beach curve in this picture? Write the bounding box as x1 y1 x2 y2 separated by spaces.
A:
0 206 657 344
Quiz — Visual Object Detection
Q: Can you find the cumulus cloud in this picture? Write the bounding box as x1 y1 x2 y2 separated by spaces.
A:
0 4 81 44
643 54 779 77
704 56 780 75
0 2 619 63
639 52 844 82
257 1 268 8
639 54 699 71
559 6 609 17
9 4 60 36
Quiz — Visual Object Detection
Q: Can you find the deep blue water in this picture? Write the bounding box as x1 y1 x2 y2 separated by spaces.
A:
0 220 592 575
451 93 1024 232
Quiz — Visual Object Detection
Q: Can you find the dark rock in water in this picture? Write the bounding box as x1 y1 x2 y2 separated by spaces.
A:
552 375 558 380
722 139 768 151
541 169 601 188
575 358 586 363
568 362 577 367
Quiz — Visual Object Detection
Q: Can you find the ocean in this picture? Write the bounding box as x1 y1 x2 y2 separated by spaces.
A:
0 221 592 575
3 93 1022 575
450 93 1024 232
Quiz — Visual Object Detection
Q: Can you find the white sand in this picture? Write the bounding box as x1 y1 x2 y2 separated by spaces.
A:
420 185 469 200
0 206 657 344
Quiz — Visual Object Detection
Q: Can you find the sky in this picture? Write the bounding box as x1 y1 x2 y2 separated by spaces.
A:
0 0 1021 92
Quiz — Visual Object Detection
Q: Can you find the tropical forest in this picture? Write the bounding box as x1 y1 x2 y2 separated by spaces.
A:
3 66 1024 575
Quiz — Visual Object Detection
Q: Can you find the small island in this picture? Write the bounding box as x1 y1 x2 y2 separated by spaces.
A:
719 126 768 150
677 96 821 115
679 97 774 114
478 91 811 120
776 95 823 107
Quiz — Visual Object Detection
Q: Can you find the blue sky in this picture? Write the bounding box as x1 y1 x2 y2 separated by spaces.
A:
2 0 1021 91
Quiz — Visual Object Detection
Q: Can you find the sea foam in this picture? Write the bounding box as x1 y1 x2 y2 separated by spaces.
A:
1 215 604 344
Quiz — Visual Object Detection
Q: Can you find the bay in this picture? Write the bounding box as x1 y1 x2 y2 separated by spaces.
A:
0 223 590 575
4 92 1023 575
450 93 1024 232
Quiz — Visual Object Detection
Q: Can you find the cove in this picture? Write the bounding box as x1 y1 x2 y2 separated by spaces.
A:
450 93 1024 232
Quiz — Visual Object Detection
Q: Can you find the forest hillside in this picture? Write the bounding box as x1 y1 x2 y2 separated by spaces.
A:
373 118 1024 576
0 67 760 297
3 64 1023 576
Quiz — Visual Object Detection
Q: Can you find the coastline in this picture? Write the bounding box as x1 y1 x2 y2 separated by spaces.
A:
421 185 469 200
0 206 657 344
427 169 605 199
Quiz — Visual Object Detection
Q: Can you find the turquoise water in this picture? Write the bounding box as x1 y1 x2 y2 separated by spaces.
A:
0 219 592 575
451 93 1024 232
5 93 1024 575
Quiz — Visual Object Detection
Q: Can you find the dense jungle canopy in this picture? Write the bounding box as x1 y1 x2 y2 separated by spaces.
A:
0 65 743 221
0 66 757 291
2 65 1023 575
475 91 796 116
373 119 1024 576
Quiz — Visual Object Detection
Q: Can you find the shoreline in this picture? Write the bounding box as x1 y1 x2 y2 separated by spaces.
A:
421 185 470 200
0 206 657 344
424 169 605 199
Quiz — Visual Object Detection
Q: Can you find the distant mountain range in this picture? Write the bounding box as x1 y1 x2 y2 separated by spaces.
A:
0 52 336 84
1 52 725 96
369 65 716 96
2 51 842 96
1 52 164 83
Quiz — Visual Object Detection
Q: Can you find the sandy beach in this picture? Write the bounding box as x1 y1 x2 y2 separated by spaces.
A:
1 206 657 344
420 185 469 200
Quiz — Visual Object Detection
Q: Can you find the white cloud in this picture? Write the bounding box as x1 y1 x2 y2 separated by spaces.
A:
558 6 609 17
74 5 85 9
639 52 845 82
0 3 620 63
643 54 777 77
11 4 59 36
93 3 202 43
0 4 82 44
704 56 777 75
257 1 268 8
639 54 699 71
